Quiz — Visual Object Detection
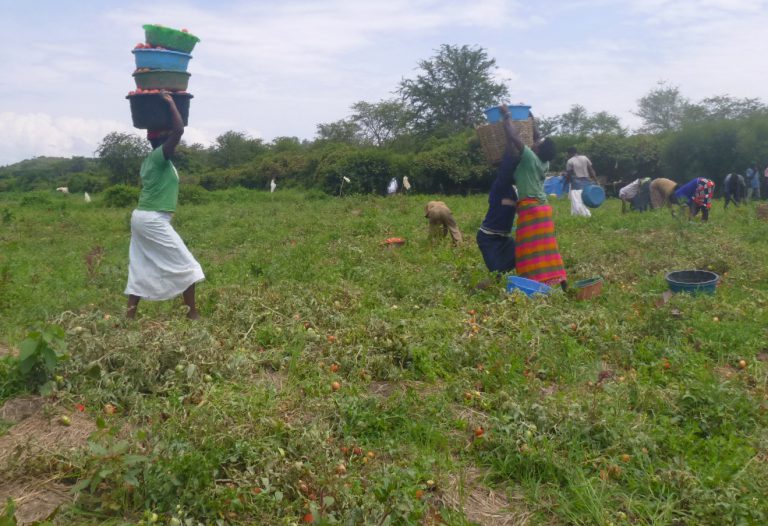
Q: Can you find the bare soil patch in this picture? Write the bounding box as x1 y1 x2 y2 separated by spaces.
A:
441 467 532 526
0 397 96 525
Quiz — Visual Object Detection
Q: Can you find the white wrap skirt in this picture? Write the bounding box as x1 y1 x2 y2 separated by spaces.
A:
125 210 205 301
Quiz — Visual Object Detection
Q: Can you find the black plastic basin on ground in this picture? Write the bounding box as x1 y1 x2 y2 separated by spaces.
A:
126 92 192 129
665 270 719 295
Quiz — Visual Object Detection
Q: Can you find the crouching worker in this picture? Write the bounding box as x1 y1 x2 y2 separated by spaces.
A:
125 92 205 319
425 201 463 245
619 176 652 213
649 177 677 210
671 177 715 222
723 173 746 208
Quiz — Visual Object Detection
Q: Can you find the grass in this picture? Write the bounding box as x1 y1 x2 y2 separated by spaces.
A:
1 189 768 525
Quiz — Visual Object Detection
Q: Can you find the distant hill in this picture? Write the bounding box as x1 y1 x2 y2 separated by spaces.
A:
0 156 103 192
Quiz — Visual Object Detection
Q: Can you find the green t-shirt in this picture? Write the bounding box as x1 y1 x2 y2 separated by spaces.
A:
137 147 179 212
514 146 549 202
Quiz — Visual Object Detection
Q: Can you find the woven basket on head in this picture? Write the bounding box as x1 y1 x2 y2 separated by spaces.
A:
476 118 535 165
757 203 768 220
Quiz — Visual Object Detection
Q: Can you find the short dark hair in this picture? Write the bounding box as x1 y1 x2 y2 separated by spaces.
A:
567 146 577 155
538 138 557 162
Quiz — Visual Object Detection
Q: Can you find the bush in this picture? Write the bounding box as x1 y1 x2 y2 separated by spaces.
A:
412 132 489 194
179 184 210 205
315 147 407 195
102 185 139 208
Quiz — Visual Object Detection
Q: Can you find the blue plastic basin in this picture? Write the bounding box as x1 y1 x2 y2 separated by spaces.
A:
506 276 552 296
582 184 605 208
665 270 719 295
484 105 531 123
133 49 192 72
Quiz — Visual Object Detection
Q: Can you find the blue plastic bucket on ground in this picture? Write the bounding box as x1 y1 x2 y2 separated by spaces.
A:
582 184 605 208
665 270 719 295
484 105 531 123
133 49 192 72
506 276 552 296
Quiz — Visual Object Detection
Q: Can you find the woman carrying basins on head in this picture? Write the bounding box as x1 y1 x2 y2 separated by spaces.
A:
125 92 205 319
499 104 568 289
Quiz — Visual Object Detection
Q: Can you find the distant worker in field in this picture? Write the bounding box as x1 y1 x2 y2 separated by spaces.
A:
270 178 277 193
387 177 399 196
746 162 760 201
125 92 205 320
565 146 599 217
723 173 746 208
425 201 462 245
649 177 677 210
618 176 652 213
504 105 567 288
402 176 411 194
670 177 715 222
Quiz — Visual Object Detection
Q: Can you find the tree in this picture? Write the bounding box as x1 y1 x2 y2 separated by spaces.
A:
210 131 267 168
558 105 590 135
585 111 626 136
398 44 508 135
683 95 767 122
541 105 625 137
315 119 361 144
634 82 690 134
95 132 150 186
350 99 412 146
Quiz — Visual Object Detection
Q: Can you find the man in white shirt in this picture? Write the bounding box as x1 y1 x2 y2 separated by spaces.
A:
565 147 599 216
565 147 598 190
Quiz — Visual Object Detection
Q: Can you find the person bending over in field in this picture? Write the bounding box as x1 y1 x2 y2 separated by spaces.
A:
476 117 522 280
649 177 677 210
425 201 463 245
125 92 205 319
503 105 567 289
670 177 715 222
723 173 746 209
619 176 652 213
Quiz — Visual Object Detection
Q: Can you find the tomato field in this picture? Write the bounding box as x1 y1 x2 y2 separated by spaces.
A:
1 189 768 525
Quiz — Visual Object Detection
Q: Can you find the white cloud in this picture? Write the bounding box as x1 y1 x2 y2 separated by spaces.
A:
1 0 767 165
0 113 135 166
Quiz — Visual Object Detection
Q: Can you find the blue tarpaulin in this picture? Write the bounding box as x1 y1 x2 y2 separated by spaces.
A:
544 175 567 197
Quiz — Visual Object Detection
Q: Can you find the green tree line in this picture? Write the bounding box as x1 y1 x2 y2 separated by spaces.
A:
2 47 767 195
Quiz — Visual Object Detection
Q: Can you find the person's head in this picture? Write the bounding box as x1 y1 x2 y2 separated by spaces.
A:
567 146 578 158
534 137 557 163
147 129 171 149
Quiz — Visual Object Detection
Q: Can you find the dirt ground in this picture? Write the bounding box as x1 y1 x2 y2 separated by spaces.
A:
0 396 96 525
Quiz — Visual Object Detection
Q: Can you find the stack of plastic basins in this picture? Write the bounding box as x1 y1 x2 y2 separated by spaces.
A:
126 24 200 129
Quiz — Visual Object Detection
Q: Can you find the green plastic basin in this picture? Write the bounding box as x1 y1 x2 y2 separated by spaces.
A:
143 24 200 53
133 69 191 91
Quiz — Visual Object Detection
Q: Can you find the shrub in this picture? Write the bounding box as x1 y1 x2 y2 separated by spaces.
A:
315 147 407 195
179 184 210 205
102 185 139 208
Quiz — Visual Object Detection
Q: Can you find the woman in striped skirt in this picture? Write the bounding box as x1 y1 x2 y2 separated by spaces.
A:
498 105 567 288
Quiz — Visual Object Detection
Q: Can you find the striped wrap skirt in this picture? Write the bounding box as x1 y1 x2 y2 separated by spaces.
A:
514 198 567 286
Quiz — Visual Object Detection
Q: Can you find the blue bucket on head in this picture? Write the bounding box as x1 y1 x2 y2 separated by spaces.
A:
582 184 605 208
484 105 531 123
133 49 192 72
506 276 552 296
665 270 719 295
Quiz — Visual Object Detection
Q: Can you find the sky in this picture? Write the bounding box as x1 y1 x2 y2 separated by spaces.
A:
0 0 766 166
